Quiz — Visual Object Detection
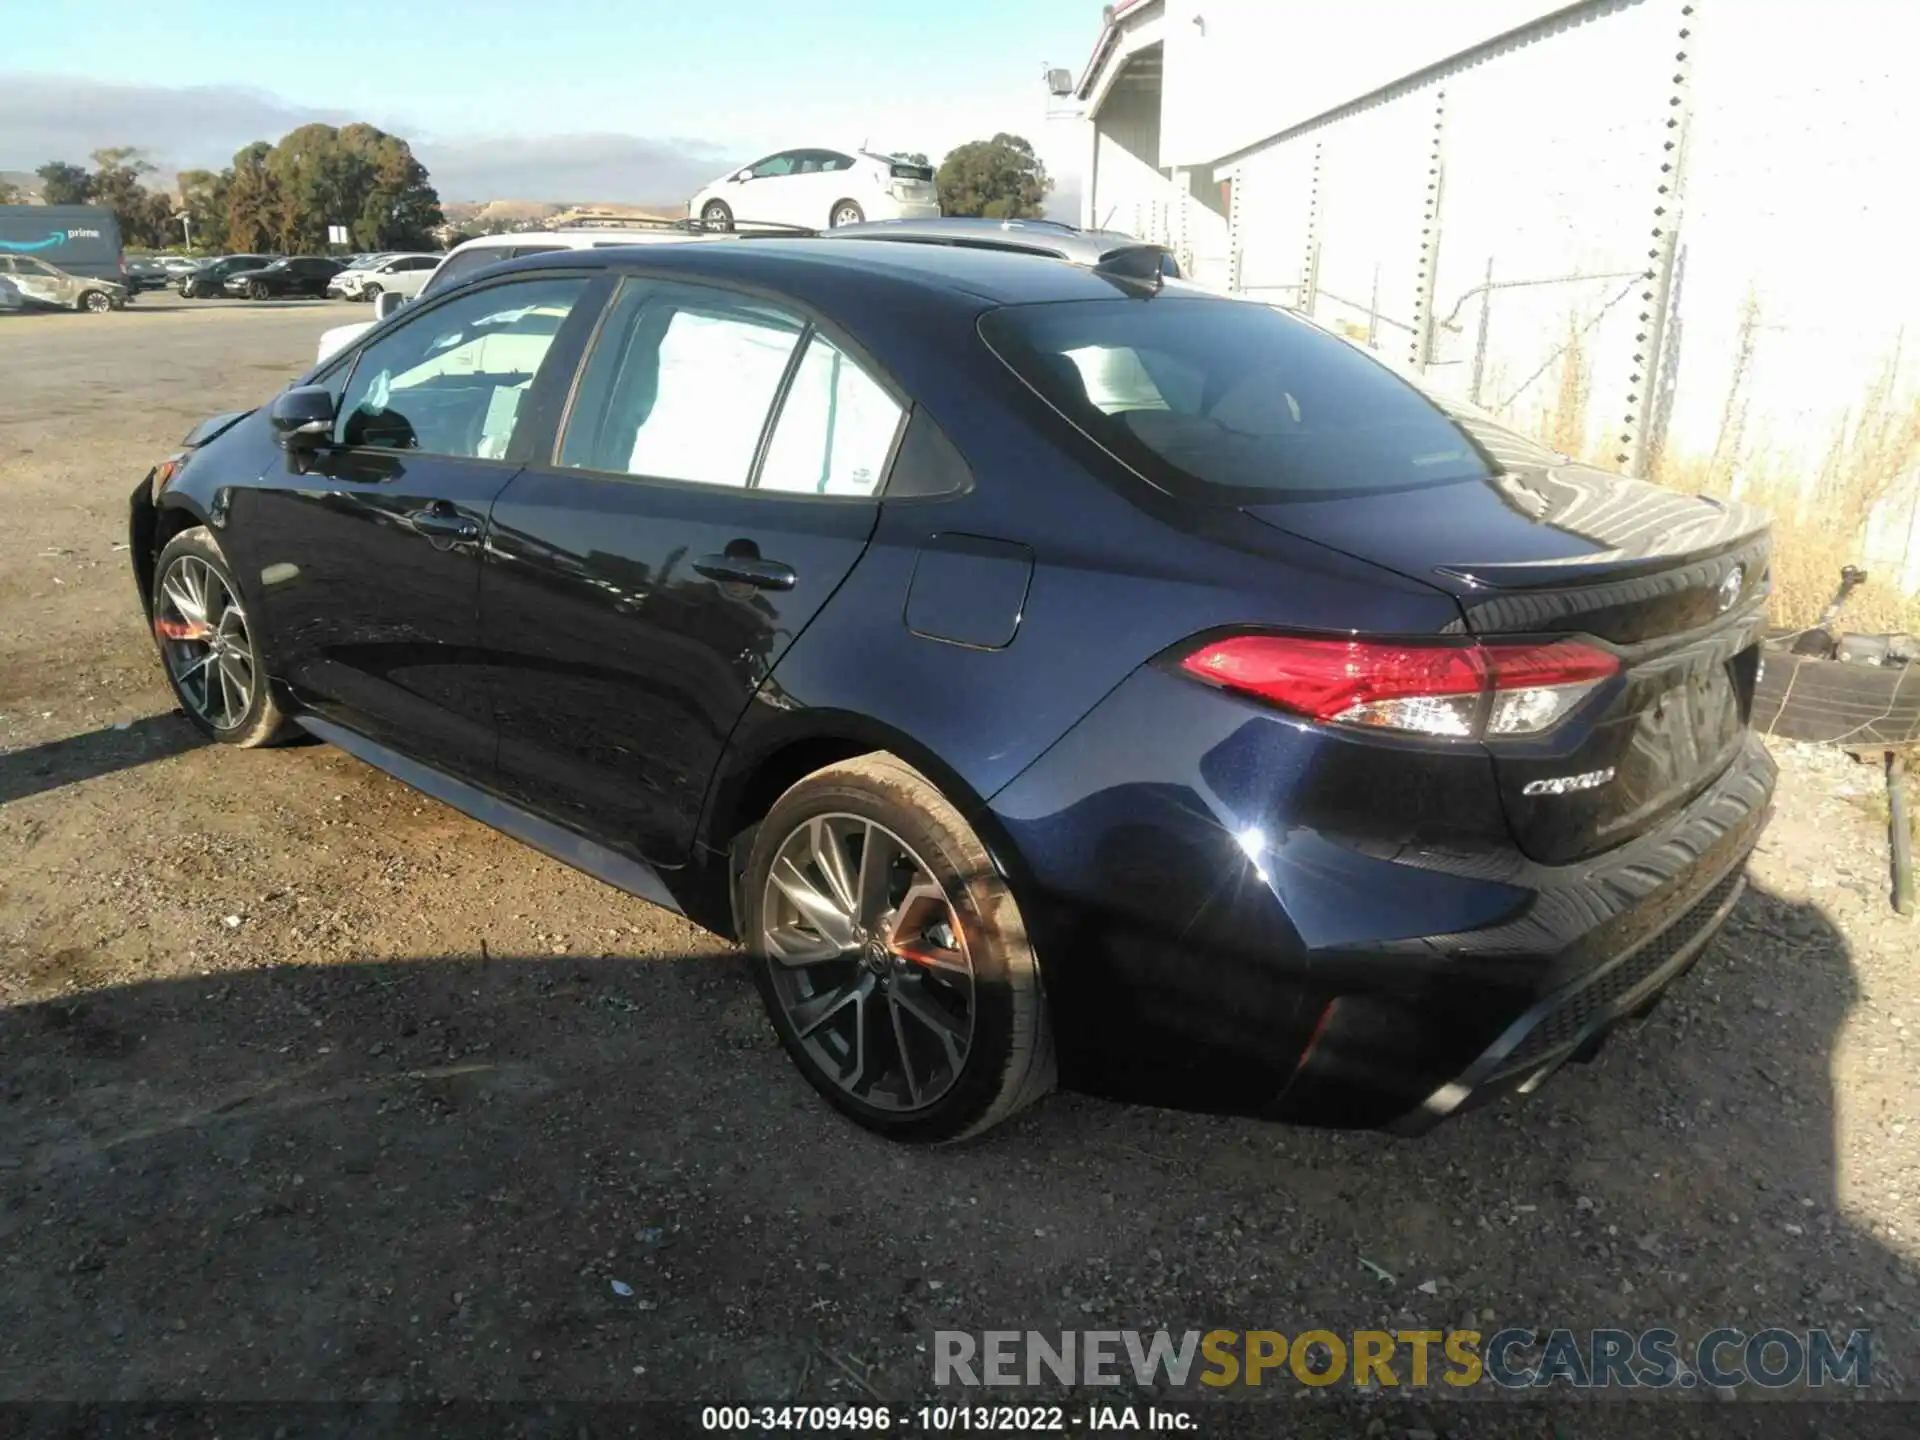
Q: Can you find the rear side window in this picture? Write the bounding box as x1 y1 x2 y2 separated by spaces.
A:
758 334 904 496
559 280 805 487
980 298 1491 500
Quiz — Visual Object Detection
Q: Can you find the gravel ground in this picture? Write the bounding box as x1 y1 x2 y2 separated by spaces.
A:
1 301 1916 1434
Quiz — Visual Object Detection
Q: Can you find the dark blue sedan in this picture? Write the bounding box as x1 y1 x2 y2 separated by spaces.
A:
128 239 1774 1141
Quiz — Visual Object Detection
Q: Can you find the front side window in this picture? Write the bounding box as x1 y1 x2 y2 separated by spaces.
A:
981 298 1492 501
759 334 903 497
335 275 586 460
749 152 797 179
559 281 804 487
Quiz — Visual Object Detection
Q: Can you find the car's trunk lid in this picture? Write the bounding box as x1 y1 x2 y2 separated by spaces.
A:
1243 429 1771 865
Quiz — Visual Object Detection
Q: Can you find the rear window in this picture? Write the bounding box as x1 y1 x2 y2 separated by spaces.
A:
864 151 934 183
980 298 1491 500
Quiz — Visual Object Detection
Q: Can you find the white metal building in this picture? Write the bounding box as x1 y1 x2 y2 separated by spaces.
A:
1068 0 1920 585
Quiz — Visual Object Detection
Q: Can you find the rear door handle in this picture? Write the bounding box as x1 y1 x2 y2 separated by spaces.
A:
407 507 480 541
693 554 797 590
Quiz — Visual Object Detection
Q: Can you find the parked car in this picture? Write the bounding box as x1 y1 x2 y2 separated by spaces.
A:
0 254 126 311
822 216 1178 276
223 256 344 299
123 256 175 291
134 240 1774 1143
180 254 274 298
690 148 939 232
328 252 440 301
312 223 714 363
325 255 384 297
160 256 207 277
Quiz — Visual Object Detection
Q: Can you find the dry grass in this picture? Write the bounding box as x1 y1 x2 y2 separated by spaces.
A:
1497 293 1920 633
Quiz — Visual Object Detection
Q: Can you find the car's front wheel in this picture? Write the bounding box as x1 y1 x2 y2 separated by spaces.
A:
361 283 382 301
246 280 268 301
742 753 1054 1142
151 526 296 748
79 290 113 313
701 200 733 231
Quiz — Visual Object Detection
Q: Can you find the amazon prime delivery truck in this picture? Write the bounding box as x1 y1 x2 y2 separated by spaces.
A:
0 205 126 286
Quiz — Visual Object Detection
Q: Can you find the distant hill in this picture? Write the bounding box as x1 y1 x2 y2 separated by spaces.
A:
0 171 45 203
442 198 683 232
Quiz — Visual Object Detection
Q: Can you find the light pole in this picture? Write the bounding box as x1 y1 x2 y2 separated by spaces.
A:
173 211 192 251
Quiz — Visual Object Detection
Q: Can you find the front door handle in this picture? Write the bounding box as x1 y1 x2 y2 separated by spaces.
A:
694 553 797 591
407 507 480 542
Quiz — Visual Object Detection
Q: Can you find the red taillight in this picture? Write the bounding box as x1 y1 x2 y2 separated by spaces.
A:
1175 634 1617 740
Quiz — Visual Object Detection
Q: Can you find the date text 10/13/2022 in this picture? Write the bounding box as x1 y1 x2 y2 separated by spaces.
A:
700 1406 1194 1431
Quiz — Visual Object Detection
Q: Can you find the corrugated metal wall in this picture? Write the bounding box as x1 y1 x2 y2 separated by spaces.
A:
1222 0 1684 468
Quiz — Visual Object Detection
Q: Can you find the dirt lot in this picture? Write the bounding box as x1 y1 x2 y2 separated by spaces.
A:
1 300 1917 1430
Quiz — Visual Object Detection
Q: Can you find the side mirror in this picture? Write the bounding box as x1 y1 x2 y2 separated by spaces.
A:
373 290 407 321
734 169 753 183
270 385 336 449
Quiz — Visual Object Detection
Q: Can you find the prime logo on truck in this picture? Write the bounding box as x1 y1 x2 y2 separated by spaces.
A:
0 205 129 312
0 206 124 280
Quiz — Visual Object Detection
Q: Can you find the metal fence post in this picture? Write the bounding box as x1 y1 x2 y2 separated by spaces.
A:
1301 141 1323 316
1470 256 1495 404
1411 88 1446 372
1226 167 1244 292
1618 0 1696 476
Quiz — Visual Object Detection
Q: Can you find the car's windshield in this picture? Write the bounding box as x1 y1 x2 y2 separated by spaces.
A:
980 297 1493 501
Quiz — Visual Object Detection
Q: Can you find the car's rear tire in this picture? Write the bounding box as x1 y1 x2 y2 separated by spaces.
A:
247 280 268 301
742 753 1054 1143
829 200 865 228
701 200 734 231
151 527 296 749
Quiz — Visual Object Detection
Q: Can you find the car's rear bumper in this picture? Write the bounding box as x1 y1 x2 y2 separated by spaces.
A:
987 664 1776 1129
878 199 943 221
1384 855 1749 1134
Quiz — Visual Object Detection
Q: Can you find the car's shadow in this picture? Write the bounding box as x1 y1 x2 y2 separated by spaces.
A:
0 712 207 806
0 881 1907 1429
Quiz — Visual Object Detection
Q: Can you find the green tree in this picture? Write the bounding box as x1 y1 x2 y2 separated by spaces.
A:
36 161 93 205
891 151 931 168
362 137 443 249
225 141 279 252
0 179 19 204
935 134 1051 219
88 147 170 247
177 168 231 252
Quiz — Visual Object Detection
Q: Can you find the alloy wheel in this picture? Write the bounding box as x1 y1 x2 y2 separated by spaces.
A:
761 814 976 1112
832 204 863 228
155 555 255 730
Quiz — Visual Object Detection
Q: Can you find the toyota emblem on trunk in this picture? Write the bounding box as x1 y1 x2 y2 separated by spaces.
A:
1717 565 1745 613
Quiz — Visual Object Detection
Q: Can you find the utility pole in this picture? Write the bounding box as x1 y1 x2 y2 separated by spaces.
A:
174 211 191 251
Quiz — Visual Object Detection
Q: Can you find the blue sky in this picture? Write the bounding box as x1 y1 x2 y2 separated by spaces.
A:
0 0 1100 206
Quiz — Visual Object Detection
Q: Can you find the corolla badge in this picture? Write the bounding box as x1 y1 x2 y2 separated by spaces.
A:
1717 564 1745 613
1522 766 1615 797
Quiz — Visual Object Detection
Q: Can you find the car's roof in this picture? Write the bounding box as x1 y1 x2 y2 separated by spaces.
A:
491 234 1200 307
820 217 1166 267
